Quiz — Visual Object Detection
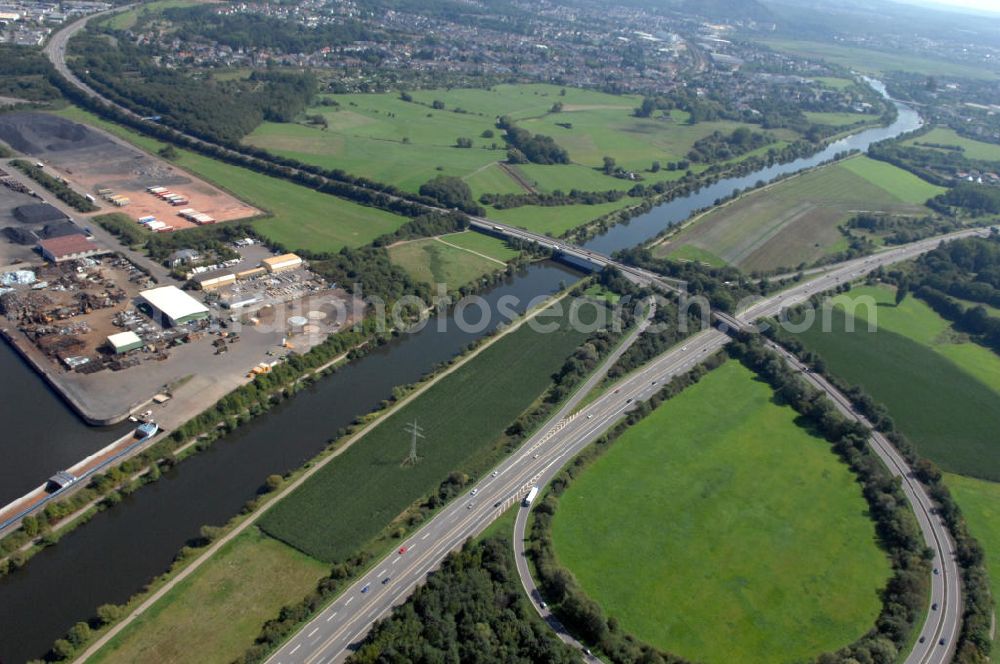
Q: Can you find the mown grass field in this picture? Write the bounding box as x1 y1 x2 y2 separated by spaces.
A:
655 156 943 272
464 162 526 199
762 39 999 80
438 230 520 262
550 360 890 664
791 285 1000 480
902 127 1000 162
387 235 508 287
837 157 946 204
260 303 594 562
804 111 873 127
514 162 642 193
89 528 327 664
490 197 637 236
50 106 408 252
943 472 1000 642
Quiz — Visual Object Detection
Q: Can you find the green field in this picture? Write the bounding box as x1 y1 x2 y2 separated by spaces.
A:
517 107 781 174
244 85 644 194
804 111 873 127
464 162 525 199
387 233 512 287
944 472 1000 639
655 156 943 272
103 0 200 30
490 198 637 236
437 230 519 262
90 528 326 664
791 285 1000 480
550 361 890 664
837 157 946 204
242 84 812 235
813 77 856 90
903 127 1000 162
667 243 727 267
50 106 408 252
514 162 641 193
762 39 999 80
260 303 594 562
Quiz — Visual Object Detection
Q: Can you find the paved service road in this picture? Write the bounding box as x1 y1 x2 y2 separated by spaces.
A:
271 226 988 664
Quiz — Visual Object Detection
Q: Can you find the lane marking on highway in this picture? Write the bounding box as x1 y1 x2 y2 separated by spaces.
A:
345 597 354 605
378 569 386 576
391 557 399 565
319 396 640 659
420 533 429 540
308 628 318 637
326 612 337 622
290 645 301 655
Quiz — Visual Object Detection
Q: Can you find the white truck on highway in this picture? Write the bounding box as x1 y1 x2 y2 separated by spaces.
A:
522 486 539 507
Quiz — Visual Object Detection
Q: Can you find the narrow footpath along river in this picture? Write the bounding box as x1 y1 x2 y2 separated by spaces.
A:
0 84 920 662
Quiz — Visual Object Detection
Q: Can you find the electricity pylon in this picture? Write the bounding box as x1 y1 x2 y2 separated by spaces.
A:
402 419 425 466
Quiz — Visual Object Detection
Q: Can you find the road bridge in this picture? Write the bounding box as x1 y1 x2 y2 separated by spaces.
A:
467 216 679 288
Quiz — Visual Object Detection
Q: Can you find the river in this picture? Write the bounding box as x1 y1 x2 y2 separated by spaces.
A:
0 86 920 663
0 342 131 505
583 84 922 254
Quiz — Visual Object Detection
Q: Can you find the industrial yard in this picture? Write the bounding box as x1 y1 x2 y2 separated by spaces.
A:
0 112 259 230
0 111 364 425
0 240 355 424
0 185 353 426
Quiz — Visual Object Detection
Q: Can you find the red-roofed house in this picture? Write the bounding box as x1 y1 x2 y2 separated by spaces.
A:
37 234 108 263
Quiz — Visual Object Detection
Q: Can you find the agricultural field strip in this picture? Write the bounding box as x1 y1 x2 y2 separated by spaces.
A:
87 528 328 664
902 127 1000 162
658 157 942 271
258 302 593 562
76 287 578 662
790 286 1000 480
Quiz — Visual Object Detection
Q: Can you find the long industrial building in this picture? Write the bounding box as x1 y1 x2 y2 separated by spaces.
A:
139 285 210 327
262 253 302 273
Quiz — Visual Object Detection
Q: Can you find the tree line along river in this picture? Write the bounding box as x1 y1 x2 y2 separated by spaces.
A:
0 85 920 663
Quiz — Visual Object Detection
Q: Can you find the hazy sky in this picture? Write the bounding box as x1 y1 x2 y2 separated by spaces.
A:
914 0 1000 13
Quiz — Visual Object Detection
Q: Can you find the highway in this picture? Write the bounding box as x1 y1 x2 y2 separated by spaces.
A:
268 225 988 664
41 11 973 663
765 342 960 663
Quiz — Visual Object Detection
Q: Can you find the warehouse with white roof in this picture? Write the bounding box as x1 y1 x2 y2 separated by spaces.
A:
107 330 144 354
139 285 210 327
